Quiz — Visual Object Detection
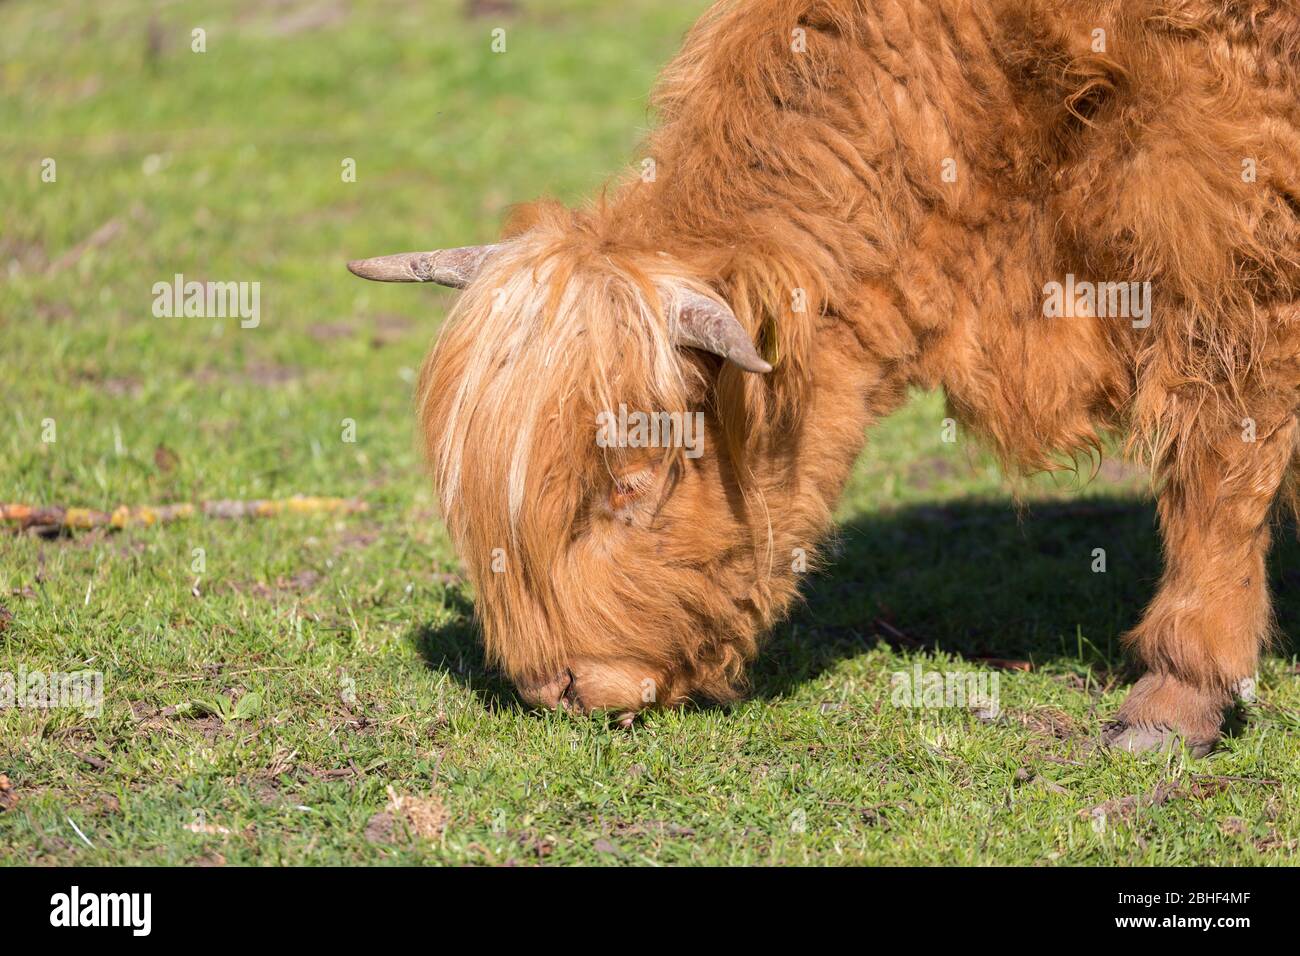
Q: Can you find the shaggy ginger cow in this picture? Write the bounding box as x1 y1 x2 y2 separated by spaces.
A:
350 0 1300 754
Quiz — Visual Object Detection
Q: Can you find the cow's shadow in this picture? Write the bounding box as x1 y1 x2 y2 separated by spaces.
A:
405 588 520 713
405 495 1300 712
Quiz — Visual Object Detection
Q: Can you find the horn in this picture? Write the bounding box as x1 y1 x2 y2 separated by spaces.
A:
673 289 772 374
346 243 502 287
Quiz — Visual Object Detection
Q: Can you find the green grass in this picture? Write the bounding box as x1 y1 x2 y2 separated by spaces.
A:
2 0 1298 866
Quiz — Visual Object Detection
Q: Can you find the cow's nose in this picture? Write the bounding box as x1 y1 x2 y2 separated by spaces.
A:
516 669 579 711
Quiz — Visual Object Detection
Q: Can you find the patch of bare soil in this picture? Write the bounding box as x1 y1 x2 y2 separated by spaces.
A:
611 820 697 839
246 362 302 386
906 456 960 490
35 299 75 322
0 774 17 813
1079 777 1227 827
1011 706 1090 741
225 569 323 600
70 365 144 397
974 704 1096 750
265 1 349 36
90 793 121 816
333 527 379 556
1076 774 1288 851
368 312 415 348
509 830 556 861
1 235 48 275
464 0 519 18
365 786 448 845
193 363 302 388
129 700 226 741
308 321 356 342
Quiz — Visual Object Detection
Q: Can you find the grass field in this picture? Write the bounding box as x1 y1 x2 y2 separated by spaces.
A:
2 0 1298 866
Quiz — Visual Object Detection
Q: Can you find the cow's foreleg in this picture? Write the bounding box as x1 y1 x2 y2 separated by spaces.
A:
1107 410 1297 755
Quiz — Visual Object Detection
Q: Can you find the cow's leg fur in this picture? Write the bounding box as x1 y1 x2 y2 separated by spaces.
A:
1106 409 1298 756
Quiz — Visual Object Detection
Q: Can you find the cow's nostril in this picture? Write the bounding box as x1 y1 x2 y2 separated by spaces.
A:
517 670 576 710
560 668 582 711
523 659 660 716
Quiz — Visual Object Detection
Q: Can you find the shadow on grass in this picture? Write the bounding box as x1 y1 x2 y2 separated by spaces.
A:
406 495 1300 712
404 588 519 714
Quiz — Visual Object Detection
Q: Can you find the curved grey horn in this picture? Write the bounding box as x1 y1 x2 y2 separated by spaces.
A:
346 243 503 288
673 289 772 374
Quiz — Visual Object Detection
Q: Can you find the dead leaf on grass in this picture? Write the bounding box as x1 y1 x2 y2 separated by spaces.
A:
79 753 109 771
1079 777 1226 830
153 444 180 473
366 785 448 844
1220 817 1248 837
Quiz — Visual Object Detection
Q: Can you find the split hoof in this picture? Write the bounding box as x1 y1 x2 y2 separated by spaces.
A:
1102 722 1216 758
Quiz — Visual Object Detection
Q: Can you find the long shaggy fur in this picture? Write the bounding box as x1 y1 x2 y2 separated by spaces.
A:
418 0 1300 742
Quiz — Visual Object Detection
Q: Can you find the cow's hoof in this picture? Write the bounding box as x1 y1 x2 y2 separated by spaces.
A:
1102 722 1215 758
1108 672 1228 757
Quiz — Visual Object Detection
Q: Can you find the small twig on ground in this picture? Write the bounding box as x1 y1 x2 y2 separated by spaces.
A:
1191 773 1282 788
872 617 921 647
1 496 368 535
46 218 123 275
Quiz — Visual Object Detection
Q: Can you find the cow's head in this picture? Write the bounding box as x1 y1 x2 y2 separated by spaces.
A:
350 204 784 722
